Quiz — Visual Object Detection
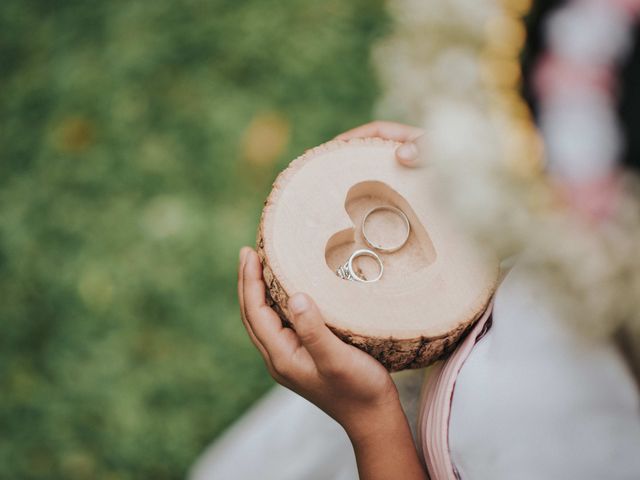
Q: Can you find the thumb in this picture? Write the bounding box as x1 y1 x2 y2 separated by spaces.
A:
395 134 426 168
288 293 346 370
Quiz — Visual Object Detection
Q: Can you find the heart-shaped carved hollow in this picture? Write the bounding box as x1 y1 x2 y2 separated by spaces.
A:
325 181 436 283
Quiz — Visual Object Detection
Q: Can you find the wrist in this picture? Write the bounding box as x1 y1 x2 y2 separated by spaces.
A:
344 398 427 480
342 395 406 447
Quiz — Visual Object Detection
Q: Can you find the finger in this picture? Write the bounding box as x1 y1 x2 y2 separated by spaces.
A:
242 250 302 361
335 121 423 143
288 293 349 373
395 141 423 168
238 247 270 360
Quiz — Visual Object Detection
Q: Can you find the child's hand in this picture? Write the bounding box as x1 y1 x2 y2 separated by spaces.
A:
237 125 430 478
335 121 424 168
238 247 400 439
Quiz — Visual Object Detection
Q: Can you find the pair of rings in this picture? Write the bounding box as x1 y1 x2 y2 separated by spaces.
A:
335 205 411 283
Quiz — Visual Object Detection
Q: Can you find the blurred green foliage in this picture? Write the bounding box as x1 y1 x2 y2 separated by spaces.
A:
0 1 388 478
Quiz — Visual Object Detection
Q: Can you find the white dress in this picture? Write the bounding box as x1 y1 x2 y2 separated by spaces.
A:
449 266 640 479
190 265 640 479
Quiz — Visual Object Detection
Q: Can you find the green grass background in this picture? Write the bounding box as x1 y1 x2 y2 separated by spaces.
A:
0 1 388 478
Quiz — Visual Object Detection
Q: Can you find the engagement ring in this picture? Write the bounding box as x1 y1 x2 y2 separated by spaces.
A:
335 249 383 283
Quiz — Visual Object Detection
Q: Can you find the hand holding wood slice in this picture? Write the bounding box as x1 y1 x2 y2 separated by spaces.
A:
257 138 498 371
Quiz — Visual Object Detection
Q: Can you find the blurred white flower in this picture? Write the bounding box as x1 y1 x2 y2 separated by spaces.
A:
375 0 640 341
546 0 634 65
540 93 622 182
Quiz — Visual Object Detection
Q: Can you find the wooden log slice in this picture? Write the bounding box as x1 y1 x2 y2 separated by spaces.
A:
257 138 498 371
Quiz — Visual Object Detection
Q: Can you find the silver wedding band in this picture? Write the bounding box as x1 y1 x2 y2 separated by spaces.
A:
362 205 411 253
336 249 383 283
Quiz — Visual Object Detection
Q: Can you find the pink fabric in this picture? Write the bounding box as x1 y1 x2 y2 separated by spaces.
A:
417 302 494 480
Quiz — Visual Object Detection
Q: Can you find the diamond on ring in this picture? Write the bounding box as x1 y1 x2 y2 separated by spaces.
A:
335 248 383 283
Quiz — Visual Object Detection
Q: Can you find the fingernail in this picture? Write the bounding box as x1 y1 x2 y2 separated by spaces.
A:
396 142 418 163
239 246 250 264
289 293 309 314
244 250 259 275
